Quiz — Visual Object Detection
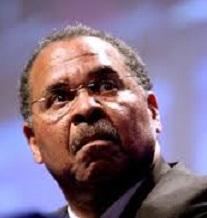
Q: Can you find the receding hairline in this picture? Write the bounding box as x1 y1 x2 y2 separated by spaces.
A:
28 35 132 88
30 35 138 99
19 24 152 121
28 35 130 97
30 35 129 67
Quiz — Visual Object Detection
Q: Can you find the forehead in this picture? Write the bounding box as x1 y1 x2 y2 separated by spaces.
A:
29 36 129 97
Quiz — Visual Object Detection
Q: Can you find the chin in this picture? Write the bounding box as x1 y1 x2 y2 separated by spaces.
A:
76 160 121 184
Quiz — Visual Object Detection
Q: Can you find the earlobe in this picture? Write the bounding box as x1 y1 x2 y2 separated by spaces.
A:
23 122 43 164
147 92 162 133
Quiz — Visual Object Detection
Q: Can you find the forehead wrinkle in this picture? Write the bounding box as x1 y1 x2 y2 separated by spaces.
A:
56 52 97 64
45 66 118 89
39 65 122 98
30 52 98 92
43 52 98 73
30 37 129 99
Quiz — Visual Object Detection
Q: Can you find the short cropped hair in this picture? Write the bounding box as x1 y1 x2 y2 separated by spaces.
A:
19 23 152 121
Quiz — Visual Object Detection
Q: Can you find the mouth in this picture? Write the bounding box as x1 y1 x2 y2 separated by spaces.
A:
75 139 122 169
71 133 120 154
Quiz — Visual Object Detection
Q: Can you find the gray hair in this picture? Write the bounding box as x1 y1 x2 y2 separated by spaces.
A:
19 23 152 121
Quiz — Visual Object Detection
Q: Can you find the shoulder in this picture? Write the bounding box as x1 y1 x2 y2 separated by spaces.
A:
138 162 207 218
180 201 207 218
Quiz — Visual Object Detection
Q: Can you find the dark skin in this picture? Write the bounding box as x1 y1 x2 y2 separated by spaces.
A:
23 36 161 218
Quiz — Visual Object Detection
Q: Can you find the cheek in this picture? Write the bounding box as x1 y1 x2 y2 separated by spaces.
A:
103 92 155 159
103 91 143 132
34 120 74 175
36 121 68 148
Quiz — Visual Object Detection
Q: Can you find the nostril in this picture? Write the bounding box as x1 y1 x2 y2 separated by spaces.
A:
88 108 105 124
73 114 86 125
72 108 105 125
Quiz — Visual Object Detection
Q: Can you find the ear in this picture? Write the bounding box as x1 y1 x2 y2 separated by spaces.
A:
23 122 43 164
147 92 162 134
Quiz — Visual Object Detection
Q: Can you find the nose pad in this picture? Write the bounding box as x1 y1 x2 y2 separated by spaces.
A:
70 92 105 125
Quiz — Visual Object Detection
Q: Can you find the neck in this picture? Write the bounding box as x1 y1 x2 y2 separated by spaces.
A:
58 164 154 218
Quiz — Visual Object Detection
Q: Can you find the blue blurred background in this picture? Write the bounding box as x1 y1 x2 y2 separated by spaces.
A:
0 0 207 215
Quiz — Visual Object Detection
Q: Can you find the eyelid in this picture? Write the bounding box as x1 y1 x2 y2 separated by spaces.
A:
43 77 123 99
100 80 117 87
50 86 68 94
88 79 118 90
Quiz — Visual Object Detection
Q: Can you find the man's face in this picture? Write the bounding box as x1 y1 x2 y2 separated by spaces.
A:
24 36 161 185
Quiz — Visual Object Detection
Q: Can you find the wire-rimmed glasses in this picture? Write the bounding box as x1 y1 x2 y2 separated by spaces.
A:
31 79 121 123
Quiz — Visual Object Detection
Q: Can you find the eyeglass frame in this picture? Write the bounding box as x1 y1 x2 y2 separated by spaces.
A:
29 75 142 123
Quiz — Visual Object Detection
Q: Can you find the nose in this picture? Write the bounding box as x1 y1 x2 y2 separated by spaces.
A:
70 90 105 125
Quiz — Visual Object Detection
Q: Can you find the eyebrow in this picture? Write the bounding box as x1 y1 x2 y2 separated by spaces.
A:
88 66 120 80
43 82 69 97
43 66 123 96
89 66 125 89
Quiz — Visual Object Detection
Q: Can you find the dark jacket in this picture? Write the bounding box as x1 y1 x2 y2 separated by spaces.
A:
52 160 207 218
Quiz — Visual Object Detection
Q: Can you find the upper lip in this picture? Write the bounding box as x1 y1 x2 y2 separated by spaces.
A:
72 133 119 154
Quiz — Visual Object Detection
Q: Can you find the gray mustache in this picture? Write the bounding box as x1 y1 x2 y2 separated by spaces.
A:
70 119 121 154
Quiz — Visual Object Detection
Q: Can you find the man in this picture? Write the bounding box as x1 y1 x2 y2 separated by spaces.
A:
19 24 207 218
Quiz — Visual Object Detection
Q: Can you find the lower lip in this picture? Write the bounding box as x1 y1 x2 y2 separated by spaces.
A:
82 140 114 149
76 140 117 156
80 140 117 164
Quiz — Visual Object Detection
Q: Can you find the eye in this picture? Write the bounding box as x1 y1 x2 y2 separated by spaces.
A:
55 91 69 102
55 90 74 102
98 80 118 94
46 90 74 108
